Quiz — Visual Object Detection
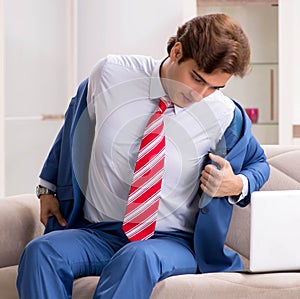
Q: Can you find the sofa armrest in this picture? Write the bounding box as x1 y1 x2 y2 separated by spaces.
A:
226 204 250 265
0 194 44 268
260 145 300 191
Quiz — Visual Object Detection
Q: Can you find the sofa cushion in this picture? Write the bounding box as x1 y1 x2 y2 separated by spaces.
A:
0 194 44 268
3 266 300 299
73 277 98 299
73 272 300 299
0 265 18 299
149 272 300 299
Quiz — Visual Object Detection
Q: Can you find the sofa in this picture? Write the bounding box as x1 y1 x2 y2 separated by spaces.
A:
1 144 300 299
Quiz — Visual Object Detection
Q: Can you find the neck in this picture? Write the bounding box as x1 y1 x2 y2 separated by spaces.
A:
159 57 170 95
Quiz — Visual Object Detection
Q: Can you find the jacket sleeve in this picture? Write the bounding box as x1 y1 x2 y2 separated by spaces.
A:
237 135 270 207
39 97 77 197
224 102 270 207
194 103 270 273
39 79 90 233
39 78 90 199
200 103 270 208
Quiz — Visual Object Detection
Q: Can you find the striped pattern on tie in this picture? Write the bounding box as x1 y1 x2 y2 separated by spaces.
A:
122 97 171 241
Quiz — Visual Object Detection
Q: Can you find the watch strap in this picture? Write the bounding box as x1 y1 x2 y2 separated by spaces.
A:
36 185 55 198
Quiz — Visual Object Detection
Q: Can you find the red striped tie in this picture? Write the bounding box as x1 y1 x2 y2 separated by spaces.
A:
122 97 172 241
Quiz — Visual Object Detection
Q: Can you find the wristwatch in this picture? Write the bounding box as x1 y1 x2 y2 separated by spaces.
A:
35 185 55 198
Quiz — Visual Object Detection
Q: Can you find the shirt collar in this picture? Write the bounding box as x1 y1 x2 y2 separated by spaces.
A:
149 57 167 99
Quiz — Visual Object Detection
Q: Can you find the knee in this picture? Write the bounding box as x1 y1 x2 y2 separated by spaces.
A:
116 242 162 275
20 236 55 266
25 235 47 253
95 243 160 299
122 242 157 259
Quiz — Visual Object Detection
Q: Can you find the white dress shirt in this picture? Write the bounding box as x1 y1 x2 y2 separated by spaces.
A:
80 55 238 233
40 55 248 233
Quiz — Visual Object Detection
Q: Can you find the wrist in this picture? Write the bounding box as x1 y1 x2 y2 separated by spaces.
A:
39 194 56 200
233 175 243 196
36 185 55 199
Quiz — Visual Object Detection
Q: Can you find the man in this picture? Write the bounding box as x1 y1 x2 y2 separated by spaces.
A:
17 14 270 299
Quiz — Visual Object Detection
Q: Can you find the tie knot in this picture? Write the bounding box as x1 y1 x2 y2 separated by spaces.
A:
159 96 173 113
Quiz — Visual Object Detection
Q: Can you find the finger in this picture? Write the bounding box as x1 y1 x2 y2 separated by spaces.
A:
200 182 217 197
203 165 221 180
53 210 67 227
201 169 220 187
206 177 220 191
200 174 209 186
203 163 218 175
201 170 216 186
40 211 50 226
201 168 211 180
200 183 209 194
209 153 227 169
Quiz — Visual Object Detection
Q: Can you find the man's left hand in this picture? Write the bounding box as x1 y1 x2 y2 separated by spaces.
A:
200 153 243 198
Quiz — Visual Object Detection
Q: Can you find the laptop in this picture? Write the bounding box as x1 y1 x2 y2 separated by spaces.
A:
248 190 300 273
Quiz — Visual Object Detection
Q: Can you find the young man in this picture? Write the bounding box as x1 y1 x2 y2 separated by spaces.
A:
17 14 270 299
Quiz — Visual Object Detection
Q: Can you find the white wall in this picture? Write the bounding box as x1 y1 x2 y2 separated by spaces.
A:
1 0 300 195
2 0 72 195
279 0 300 144
75 0 196 84
0 0 5 196
0 0 197 196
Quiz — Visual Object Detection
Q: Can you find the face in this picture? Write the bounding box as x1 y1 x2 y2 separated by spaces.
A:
161 42 232 108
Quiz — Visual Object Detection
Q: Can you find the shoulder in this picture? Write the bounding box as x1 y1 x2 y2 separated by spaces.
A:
87 55 159 109
203 90 235 112
88 55 158 93
91 55 158 77
202 90 235 132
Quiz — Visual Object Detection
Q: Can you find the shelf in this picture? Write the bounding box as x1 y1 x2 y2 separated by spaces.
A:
251 62 278 65
197 0 278 6
252 122 278 126
293 125 300 138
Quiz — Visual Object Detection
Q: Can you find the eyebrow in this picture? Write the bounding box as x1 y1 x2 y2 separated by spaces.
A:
192 70 225 89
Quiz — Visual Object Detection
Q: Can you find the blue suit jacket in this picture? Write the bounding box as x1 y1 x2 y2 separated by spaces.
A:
40 79 270 273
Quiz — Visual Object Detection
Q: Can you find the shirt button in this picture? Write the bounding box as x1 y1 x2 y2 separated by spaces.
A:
201 207 209 214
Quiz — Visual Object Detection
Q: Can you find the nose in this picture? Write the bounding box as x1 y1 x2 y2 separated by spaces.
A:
198 85 213 98
191 86 213 102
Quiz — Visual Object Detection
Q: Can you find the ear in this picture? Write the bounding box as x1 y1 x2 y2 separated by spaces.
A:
169 42 183 62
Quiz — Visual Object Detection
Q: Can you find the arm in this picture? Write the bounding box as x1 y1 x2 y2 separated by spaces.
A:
236 135 270 207
200 138 270 207
200 104 270 207
39 78 90 229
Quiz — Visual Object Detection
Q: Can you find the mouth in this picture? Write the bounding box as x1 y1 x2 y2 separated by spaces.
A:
182 94 193 105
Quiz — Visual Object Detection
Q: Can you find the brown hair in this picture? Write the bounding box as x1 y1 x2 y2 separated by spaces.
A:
167 14 251 77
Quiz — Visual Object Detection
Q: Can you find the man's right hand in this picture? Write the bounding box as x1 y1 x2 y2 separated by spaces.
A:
39 194 67 227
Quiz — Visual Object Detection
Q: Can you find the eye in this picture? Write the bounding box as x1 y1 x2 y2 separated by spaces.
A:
211 86 220 91
192 73 205 84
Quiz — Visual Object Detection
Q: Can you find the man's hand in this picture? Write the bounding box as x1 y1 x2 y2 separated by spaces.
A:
200 153 243 198
39 194 67 227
